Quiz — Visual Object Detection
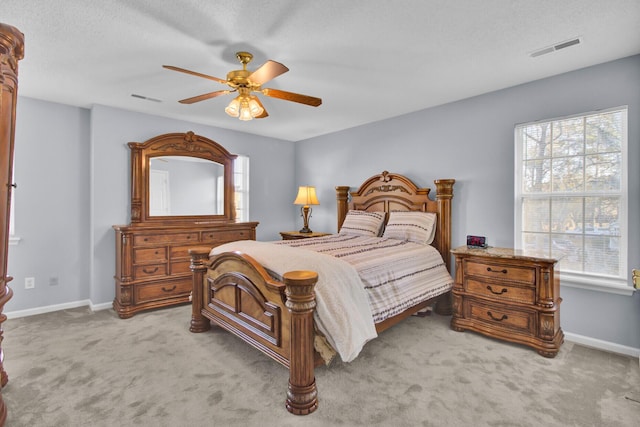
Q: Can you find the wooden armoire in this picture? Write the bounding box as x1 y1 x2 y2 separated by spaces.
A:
0 23 24 425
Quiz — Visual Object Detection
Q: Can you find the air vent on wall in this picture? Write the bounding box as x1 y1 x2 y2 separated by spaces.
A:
530 37 582 58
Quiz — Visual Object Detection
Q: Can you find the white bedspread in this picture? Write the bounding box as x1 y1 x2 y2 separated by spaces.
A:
210 240 377 362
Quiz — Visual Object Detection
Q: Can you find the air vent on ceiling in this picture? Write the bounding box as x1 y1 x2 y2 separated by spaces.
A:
530 37 582 58
131 94 162 102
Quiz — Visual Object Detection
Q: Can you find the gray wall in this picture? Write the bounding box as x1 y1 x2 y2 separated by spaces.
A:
9 97 91 310
295 55 640 351
8 101 296 312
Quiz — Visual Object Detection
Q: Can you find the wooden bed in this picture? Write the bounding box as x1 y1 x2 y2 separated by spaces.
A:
189 171 455 415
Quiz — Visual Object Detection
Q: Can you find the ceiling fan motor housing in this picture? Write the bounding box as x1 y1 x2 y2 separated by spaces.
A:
226 69 253 88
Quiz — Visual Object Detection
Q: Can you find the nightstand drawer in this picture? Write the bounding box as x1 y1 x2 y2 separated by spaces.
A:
465 260 535 285
466 278 535 304
468 299 535 335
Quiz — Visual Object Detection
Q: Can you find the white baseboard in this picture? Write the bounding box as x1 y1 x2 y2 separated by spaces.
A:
564 331 640 358
5 299 112 319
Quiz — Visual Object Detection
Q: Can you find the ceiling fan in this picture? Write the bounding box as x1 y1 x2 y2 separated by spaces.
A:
163 51 322 121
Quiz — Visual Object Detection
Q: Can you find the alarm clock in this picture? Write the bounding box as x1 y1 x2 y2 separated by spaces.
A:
466 235 487 249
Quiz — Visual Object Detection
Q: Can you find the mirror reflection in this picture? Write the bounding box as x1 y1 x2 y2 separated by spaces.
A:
149 156 224 216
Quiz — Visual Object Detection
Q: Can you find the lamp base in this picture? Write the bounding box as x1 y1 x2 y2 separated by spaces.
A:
299 205 313 234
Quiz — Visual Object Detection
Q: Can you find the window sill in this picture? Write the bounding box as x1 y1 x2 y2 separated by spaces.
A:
9 236 21 246
559 272 635 296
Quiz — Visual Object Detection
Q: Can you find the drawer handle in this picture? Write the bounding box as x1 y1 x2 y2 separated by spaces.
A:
142 267 159 274
487 311 508 322
161 285 177 293
486 285 508 295
487 267 508 274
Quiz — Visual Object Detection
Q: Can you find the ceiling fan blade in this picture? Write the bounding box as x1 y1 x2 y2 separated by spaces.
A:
163 65 227 84
261 88 322 107
254 97 269 118
178 90 231 104
249 60 289 86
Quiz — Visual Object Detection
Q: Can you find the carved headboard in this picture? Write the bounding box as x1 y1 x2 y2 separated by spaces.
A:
335 171 455 271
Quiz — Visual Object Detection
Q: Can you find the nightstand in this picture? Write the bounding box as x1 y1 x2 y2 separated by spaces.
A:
280 231 332 240
450 246 563 357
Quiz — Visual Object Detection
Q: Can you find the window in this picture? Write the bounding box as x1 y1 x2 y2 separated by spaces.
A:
515 107 628 290
234 155 250 222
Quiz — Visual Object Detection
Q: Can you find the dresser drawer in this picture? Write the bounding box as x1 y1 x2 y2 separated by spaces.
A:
465 260 535 285
467 299 535 335
133 247 167 263
170 260 192 275
466 278 535 304
133 232 199 246
133 263 168 279
201 229 251 243
170 245 193 260
135 279 192 303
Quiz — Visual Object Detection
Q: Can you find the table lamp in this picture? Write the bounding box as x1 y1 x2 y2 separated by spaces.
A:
293 186 319 233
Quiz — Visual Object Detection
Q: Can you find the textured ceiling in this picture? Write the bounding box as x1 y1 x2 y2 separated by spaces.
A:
4 0 640 141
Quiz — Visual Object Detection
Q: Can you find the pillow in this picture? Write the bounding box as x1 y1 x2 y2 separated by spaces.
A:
339 210 386 237
382 211 437 244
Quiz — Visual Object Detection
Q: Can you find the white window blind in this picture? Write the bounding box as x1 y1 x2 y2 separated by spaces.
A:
514 107 628 287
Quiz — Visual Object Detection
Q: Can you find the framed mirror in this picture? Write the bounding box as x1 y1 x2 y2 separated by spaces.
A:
129 131 237 224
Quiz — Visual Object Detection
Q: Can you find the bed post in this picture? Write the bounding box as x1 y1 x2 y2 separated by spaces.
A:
434 179 455 270
434 179 455 316
335 186 350 232
284 271 319 415
189 247 212 333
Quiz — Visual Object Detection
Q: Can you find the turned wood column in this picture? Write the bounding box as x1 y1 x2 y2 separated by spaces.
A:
335 186 350 232
0 22 24 427
434 179 455 315
284 270 318 415
189 247 212 333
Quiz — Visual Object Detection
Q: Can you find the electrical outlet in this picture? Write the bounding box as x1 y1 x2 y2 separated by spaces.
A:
25 277 35 289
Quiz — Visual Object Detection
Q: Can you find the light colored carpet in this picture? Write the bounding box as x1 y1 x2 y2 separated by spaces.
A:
2 304 639 427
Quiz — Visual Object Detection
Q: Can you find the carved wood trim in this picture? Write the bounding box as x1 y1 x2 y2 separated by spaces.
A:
208 272 281 346
0 22 23 425
128 131 237 224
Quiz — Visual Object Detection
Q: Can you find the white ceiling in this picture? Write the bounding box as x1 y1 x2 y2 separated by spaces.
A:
4 0 640 142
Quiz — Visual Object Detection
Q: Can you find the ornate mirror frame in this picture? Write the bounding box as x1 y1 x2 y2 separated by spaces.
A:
129 131 236 225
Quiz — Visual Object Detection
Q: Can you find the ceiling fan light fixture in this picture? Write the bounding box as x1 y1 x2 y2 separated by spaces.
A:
225 97 240 117
248 96 264 117
238 99 254 121
165 51 321 121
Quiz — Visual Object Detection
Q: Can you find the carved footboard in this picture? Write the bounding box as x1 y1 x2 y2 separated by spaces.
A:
189 247 319 415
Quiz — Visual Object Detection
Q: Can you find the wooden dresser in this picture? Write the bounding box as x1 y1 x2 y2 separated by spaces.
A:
451 246 563 357
113 222 257 318
113 131 258 318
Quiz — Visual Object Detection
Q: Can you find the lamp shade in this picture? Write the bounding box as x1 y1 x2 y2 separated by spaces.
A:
293 186 319 206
